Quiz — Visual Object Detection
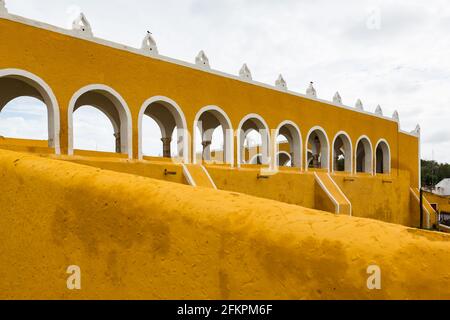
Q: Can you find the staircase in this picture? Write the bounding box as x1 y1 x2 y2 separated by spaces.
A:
410 188 438 229
182 164 217 189
314 172 352 215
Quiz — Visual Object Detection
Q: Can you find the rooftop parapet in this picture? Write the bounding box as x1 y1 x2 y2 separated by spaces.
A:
0 0 419 134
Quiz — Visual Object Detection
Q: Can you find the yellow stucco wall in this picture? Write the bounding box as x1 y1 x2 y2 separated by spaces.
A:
398 133 420 187
0 16 419 187
0 149 449 299
0 137 53 154
314 181 337 214
0 141 419 226
51 155 187 185
424 192 450 213
208 165 415 225
206 165 316 208
333 172 413 226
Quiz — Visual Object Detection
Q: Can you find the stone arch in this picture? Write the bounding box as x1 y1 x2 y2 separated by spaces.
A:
355 135 373 174
68 84 132 158
305 126 330 171
332 131 352 173
307 150 314 167
138 96 188 163
193 105 233 165
237 114 270 167
375 139 391 174
274 120 302 168
0 68 60 153
277 151 292 167
249 153 263 165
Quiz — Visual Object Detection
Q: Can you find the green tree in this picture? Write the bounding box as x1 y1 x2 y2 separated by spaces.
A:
421 160 450 187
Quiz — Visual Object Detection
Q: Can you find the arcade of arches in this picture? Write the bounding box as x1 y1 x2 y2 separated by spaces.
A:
0 69 395 175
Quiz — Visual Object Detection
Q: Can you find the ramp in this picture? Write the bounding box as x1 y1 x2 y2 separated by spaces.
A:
182 164 217 189
314 172 352 215
410 188 437 229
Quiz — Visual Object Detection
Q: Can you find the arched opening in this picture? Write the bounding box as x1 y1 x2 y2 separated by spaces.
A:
375 139 391 174
73 106 116 152
356 136 373 174
275 121 302 168
0 97 48 141
193 106 233 165
306 127 329 170
332 132 352 173
277 151 292 167
69 85 132 157
238 115 270 166
141 116 177 157
139 97 187 162
0 69 60 152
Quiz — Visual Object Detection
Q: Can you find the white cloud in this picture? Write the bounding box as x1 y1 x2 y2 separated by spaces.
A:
1 0 450 162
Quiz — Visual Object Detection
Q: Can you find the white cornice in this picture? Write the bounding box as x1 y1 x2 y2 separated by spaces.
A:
0 13 411 130
399 129 420 138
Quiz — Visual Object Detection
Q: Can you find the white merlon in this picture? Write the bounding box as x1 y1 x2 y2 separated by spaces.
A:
375 105 383 116
392 110 400 122
355 99 364 110
0 0 8 15
141 31 158 55
72 13 93 38
411 124 421 136
306 82 317 98
239 64 252 81
195 50 210 69
333 92 342 105
275 74 287 90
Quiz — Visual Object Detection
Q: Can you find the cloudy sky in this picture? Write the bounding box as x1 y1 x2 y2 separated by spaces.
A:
1 0 449 161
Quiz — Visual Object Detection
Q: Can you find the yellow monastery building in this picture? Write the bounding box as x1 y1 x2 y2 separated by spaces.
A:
0 3 449 300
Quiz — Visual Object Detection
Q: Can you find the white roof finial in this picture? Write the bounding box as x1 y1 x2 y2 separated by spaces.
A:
239 64 252 81
306 82 317 98
141 31 159 55
333 92 342 105
355 99 364 110
275 74 287 90
0 0 8 15
392 110 400 122
411 124 421 136
195 50 210 69
72 13 93 37
375 105 383 116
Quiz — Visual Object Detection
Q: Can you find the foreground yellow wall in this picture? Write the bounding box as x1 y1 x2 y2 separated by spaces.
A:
0 149 448 300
